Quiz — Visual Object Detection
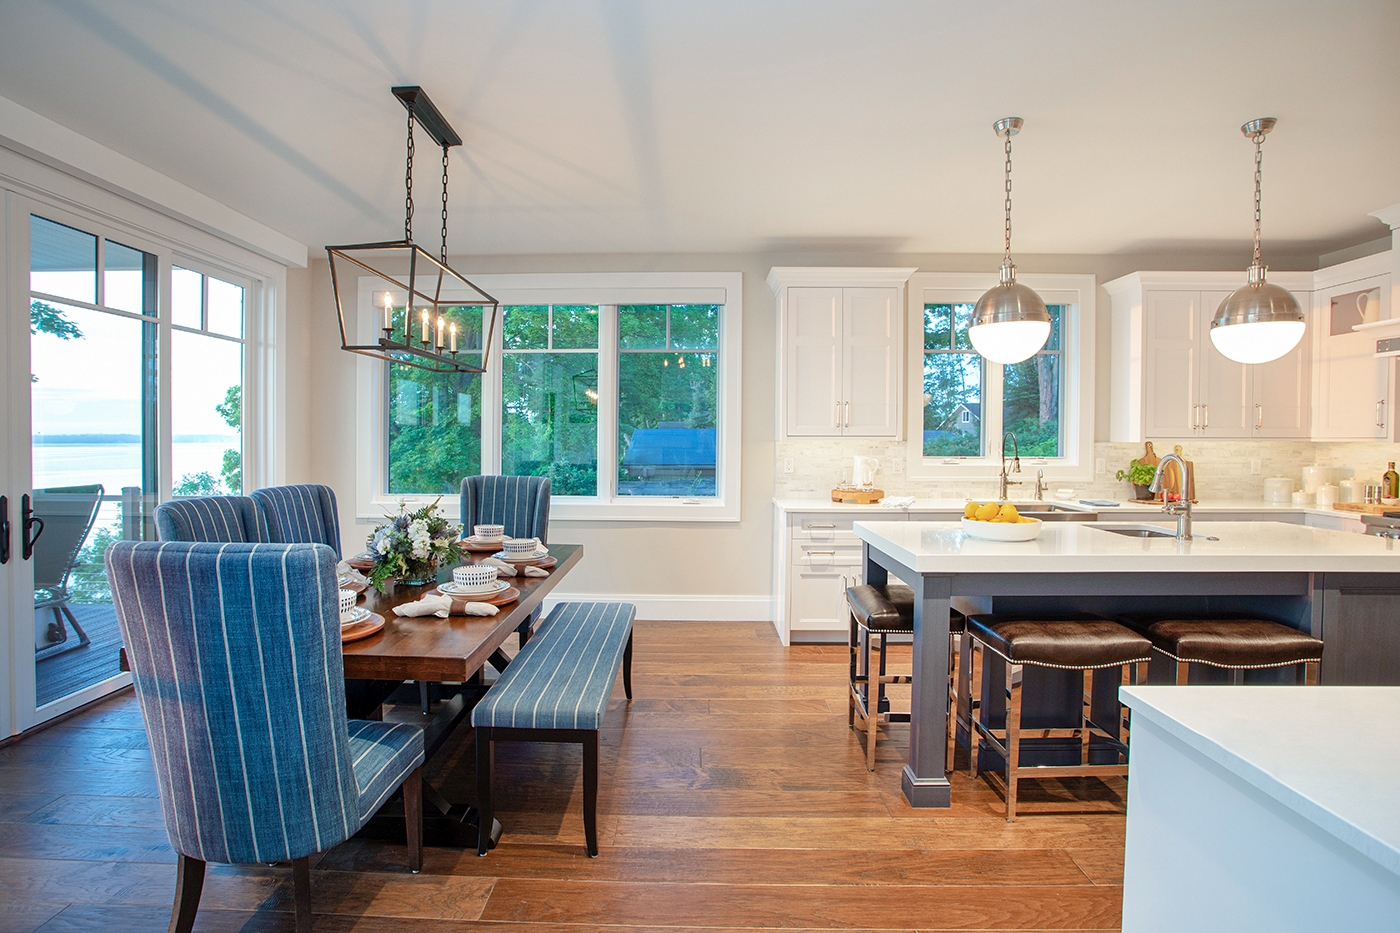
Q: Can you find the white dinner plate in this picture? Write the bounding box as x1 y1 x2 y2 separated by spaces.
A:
440 580 510 596
340 606 372 627
493 548 549 562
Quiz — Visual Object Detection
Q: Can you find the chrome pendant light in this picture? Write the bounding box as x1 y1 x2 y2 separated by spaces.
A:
327 86 499 374
969 117 1051 365
1209 118 1305 365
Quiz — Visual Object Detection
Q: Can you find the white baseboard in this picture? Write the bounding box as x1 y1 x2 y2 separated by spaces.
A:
541 593 771 622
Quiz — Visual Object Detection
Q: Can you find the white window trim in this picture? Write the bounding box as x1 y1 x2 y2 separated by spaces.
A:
354 272 743 523
905 272 1096 483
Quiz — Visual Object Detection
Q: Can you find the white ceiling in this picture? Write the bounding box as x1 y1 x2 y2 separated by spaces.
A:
1 0 1396 259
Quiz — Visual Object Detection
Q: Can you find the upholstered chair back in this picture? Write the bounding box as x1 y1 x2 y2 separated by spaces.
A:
154 496 267 543
460 475 552 544
250 484 341 555
105 540 362 864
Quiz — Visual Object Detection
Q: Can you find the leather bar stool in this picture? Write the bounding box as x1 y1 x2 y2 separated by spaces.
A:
1119 617 1322 685
966 616 1151 822
846 583 966 772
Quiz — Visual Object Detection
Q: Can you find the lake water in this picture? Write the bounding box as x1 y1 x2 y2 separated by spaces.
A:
33 442 236 492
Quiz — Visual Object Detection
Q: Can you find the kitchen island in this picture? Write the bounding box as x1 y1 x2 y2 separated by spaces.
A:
853 519 1400 807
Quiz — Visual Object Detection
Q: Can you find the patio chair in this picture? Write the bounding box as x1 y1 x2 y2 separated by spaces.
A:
33 483 103 659
105 540 424 933
154 494 268 542
250 483 341 555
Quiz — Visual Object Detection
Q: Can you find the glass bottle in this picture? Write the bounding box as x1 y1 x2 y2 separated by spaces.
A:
1385 462 1399 500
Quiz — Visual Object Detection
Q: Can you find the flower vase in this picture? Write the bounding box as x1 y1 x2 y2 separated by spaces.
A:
398 559 441 587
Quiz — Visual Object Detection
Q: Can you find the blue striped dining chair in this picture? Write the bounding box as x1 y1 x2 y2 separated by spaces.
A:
250 483 341 555
460 474 551 544
105 540 423 933
154 495 268 543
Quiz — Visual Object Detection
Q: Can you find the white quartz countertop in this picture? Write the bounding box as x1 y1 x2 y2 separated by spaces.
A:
773 496 1357 519
852 520 1400 573
1121 686 1400 879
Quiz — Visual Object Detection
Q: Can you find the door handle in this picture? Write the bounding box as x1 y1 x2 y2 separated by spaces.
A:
835 401 842 428
1378 400 1386 429
1255 403 1263 429
1202 405 1209 429
1192 405 1199 430
21 493 44 561
0 495 9 565
844 401 851 427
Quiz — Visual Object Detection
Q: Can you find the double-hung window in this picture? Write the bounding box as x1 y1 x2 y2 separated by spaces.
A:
906 273 1095 482
357 273 742 521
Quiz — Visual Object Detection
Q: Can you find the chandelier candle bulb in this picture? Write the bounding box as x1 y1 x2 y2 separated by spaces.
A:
381 292 392 331
420 309 430 344
436 315 445 349
449 322 457 353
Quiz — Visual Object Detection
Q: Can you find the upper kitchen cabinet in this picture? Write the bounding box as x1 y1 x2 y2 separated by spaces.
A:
769 267 915 438
1107 272 1313 442
1311 252 1393 441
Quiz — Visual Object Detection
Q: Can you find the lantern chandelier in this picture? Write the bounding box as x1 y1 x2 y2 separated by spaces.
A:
328 86 499 374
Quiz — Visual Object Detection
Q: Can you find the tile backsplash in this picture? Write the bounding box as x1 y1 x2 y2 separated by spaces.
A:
774 438 1400 502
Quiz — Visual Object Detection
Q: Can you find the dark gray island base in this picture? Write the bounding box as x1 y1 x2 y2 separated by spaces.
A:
859 527 1400 809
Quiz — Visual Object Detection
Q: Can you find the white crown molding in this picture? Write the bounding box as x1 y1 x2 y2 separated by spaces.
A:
1370 203 1400 230
0 94 306 268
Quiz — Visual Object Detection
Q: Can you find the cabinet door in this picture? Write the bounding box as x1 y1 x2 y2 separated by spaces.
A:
1313 282 1391 440
841 287 900 437
1141 291 1201 438
1252 329 1310 438
785 287 842 436
1198 290 1251 438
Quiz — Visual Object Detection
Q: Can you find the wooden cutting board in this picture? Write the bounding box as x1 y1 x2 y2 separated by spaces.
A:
832 487 884 504
1333 502 1400 515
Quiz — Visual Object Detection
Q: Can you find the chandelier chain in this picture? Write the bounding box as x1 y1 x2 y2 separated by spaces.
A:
1252 131 1264 267
1003 132 1014 262
441 145 450 265
404 104 415 242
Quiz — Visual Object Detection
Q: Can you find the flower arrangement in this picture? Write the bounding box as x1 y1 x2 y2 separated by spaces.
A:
366 498 462 591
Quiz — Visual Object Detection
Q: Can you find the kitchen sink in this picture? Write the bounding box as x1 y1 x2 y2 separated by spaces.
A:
1092 523 1178 538
1002 502 1097 521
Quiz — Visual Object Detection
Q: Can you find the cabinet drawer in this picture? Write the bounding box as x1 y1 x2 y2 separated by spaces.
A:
791 514 880 542
793 542 863 569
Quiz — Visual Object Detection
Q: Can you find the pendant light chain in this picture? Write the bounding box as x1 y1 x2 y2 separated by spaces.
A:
404 104 415 242
1003 131 1014 263
1252 130 1265 268
441 145 450 265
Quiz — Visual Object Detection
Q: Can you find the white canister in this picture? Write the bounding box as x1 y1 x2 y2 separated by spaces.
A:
1291 490 1313 506
1263 476 1295 503
1301 465 1333 494
1316 484 1339 508
1340 479 1366 503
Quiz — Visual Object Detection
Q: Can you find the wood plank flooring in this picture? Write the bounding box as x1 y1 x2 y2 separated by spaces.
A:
0 620 1128 931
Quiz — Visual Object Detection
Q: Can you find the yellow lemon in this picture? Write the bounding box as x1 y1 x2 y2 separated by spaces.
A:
998 503 1020 521
974 502 1000 522
963 501 978 519
1018 517 1035 524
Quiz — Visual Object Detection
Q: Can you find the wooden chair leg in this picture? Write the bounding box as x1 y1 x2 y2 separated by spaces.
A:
583 731 600 858
622 629 633 701
476 729 494 857
403 765 423 873
292 855 313 933
1176 659 1190 685
168 854 205 933
1305 660 1320 685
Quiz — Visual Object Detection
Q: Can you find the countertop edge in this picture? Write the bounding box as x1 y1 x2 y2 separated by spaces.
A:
1121 687 1400 879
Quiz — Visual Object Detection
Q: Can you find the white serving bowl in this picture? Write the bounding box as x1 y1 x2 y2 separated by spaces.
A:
961 516 1043 542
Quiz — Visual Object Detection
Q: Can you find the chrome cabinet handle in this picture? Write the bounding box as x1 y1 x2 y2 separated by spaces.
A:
835 402 842 428
808 549 837 556
1256 403 1263 429
1378 400 1386 428
807 523 836 529
844 401 851 427
1192 405 1199 430
1202 405 1209 429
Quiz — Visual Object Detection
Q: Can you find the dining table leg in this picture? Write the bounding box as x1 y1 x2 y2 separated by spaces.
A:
863 544 953 808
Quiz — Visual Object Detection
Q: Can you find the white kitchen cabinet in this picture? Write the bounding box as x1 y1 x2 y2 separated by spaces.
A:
1107 273 1313 442
1310 254 1393 442
769 267 915 439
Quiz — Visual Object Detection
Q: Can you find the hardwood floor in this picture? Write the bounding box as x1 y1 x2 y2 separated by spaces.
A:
0 621 1128 931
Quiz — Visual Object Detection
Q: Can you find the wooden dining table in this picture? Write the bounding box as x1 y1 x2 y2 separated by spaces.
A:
342 542 584 848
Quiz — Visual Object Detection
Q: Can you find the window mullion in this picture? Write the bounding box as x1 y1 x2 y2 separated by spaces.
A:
598 304 619 503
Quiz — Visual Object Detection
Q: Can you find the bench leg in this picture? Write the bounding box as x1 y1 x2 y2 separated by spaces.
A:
583 731 599 857
623 629 633 701
403 765 422 873
476 728 494 857
169 854 205 933
292 855 313 933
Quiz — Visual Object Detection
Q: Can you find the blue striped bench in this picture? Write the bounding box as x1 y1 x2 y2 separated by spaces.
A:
472 601 635 857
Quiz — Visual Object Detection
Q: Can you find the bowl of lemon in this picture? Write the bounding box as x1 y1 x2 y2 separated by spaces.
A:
960 501 1043 541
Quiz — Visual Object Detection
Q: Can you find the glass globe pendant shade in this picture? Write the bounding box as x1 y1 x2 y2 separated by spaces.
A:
969 264 1052 364
1208 265 1306 364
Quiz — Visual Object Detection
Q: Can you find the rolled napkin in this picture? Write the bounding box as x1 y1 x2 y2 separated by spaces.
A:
394 594 499 618
522 565 550 578
880 496 916 509
482 557 518 576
